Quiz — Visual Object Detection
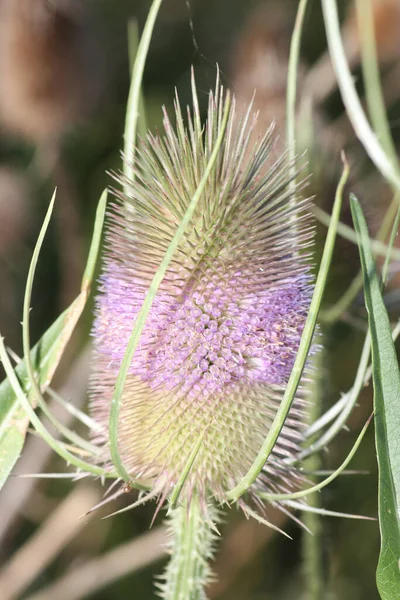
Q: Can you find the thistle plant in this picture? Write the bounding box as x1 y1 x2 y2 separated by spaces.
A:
2 1 400 599
85 75 320 595
90 76 314 505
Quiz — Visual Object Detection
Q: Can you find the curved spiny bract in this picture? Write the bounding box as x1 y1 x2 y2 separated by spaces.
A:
89 78 315 513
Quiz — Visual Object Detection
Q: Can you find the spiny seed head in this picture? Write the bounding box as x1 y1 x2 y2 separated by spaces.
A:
89 77 315 508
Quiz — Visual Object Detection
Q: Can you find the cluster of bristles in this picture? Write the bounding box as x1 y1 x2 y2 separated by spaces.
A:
89 77 315 514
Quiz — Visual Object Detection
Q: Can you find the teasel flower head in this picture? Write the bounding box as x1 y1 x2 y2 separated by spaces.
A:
89 76 315 516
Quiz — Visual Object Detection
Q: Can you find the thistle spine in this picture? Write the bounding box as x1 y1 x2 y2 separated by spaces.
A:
159 497 219 600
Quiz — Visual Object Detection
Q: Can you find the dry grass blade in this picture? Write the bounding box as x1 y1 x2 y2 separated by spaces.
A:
0 485 100 600
25 527 168 600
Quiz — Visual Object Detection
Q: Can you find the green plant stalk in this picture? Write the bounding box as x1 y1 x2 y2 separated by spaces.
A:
357 0 400 281
313 0 400 478
123 0 163 188
0 298 90 489
0 183 107 488
286 0 309 190
160 496 218 600
305 253 400 460
285 0 308 263
302 351 325 600
227 157 349 502
22 235 100 456
127 19 148 141
109 93 232 484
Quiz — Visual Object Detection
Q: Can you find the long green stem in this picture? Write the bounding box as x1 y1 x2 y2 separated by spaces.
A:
160 497 218 600
123 0 163 188
285 0 309 256
302 351 325 600
127 19 148 141
286 0 309 180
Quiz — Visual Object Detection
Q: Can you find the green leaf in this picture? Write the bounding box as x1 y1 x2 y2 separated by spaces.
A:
0 300 80 489
0 405 27 490
351 195 400 600
0 189 107 490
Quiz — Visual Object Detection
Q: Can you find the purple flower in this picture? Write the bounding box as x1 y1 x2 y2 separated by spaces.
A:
89 80 314 507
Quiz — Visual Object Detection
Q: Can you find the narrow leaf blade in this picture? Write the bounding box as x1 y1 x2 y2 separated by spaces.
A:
0 189 107 489
0 405 28 490
351 195 400 599
0 299 84 489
